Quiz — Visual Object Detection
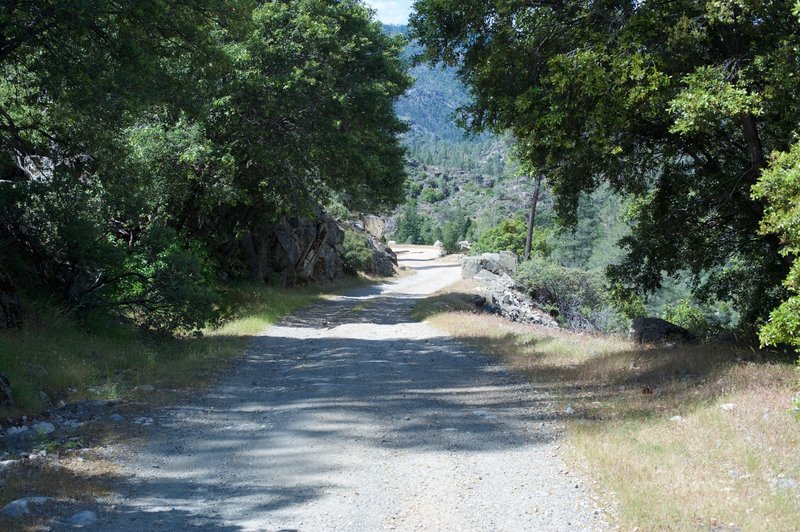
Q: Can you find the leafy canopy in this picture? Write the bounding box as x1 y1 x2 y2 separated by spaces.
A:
410 0 800 329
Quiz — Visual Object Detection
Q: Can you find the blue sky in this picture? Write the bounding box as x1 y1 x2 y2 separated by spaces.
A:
363 1 414 25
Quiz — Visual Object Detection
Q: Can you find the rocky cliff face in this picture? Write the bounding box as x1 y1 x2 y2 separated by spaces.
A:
239 210 397 285
238 209 345 285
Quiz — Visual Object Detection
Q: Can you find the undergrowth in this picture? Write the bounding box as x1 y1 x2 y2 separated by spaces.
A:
0 277 368 416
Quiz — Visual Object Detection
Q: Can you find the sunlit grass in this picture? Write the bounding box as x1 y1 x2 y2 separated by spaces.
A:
416 287 800 531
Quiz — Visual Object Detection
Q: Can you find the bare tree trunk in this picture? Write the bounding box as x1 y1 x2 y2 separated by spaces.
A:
524 174 543 260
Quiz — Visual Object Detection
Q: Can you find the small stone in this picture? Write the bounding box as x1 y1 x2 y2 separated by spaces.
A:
565 405 575 415
669 415 683 422
39 390 52 408
69 510 98 526
110 413 125 423
1 499 29 518
0 459 18 473
6 426 28 436
133 384 155 394
32 421 55 434
1 497 50 518
719 403 736 411
777 477 798 491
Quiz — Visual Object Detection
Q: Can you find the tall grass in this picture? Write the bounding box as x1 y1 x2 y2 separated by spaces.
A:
0 278 367 416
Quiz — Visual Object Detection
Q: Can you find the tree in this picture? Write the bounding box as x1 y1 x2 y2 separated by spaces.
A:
752 142 800 347
396 201 423 244
0 1 410 332
524 175 544 260
411 0 800 329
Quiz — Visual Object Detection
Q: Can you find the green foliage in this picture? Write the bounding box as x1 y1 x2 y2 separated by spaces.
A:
395 201 424 244
607 282 648 321
441 214 472 253
411 0 800 330
0 1 409 333
662 299 716 339
516 256 623 332
752 141 800 347
341 230 374 274
474 218 550 258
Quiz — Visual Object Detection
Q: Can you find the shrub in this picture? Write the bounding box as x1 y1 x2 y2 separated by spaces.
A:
516 256 622 331
662 298 718 339
475 218 551 257
341 230 373 274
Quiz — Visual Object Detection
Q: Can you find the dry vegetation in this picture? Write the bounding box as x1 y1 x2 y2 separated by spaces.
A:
415 285 800 530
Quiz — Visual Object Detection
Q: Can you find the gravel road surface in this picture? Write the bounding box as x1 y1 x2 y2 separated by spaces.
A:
99 246 605 531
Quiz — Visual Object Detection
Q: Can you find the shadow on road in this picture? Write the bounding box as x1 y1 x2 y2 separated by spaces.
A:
96 285 562 529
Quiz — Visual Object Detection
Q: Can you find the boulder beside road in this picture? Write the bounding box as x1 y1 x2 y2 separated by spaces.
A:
462 251 557 328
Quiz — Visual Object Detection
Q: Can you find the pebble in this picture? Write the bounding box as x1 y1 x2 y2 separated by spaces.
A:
70 510 98 526
133 384 155 394
6 426 28 436
669 415 682 422
719 403 736 411
32 421 56 434
133 417 154 425
111 413 125 423
565 405 575 415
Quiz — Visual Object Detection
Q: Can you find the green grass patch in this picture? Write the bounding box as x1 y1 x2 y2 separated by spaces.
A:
0 277 369 416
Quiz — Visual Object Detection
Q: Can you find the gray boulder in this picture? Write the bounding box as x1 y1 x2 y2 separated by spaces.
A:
70 510 98 526
365 235 397 277
631 317 695 344
362 215 386 240
461 251 519 279
1 497 51 518
498 251 518 274
237 208 345 285
461 256 483 279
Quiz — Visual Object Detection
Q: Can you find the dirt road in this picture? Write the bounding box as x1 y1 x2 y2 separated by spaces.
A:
101 246 604 531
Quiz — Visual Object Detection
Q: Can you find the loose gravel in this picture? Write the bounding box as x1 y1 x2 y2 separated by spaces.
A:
98 247 607 531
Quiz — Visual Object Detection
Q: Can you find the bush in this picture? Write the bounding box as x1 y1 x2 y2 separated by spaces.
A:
111 229 219 333
341 230 373 274
662 298 719 339
516 256 623 331
475 218 550 257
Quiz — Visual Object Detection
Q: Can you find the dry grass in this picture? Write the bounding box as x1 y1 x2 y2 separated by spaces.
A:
417 289 800 531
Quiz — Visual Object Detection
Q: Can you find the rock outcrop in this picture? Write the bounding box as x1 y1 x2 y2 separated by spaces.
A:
631 317 695 344
238 209 345 285
462 252 558 328
462 252 518 279
343 216 398 277
364 233 397 277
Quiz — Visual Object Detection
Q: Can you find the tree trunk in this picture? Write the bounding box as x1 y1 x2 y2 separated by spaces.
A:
524 174 543 260
741 112 766 178
0 266 22 330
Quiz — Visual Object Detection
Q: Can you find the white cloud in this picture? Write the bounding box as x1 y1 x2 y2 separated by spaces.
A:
363 0 414 25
